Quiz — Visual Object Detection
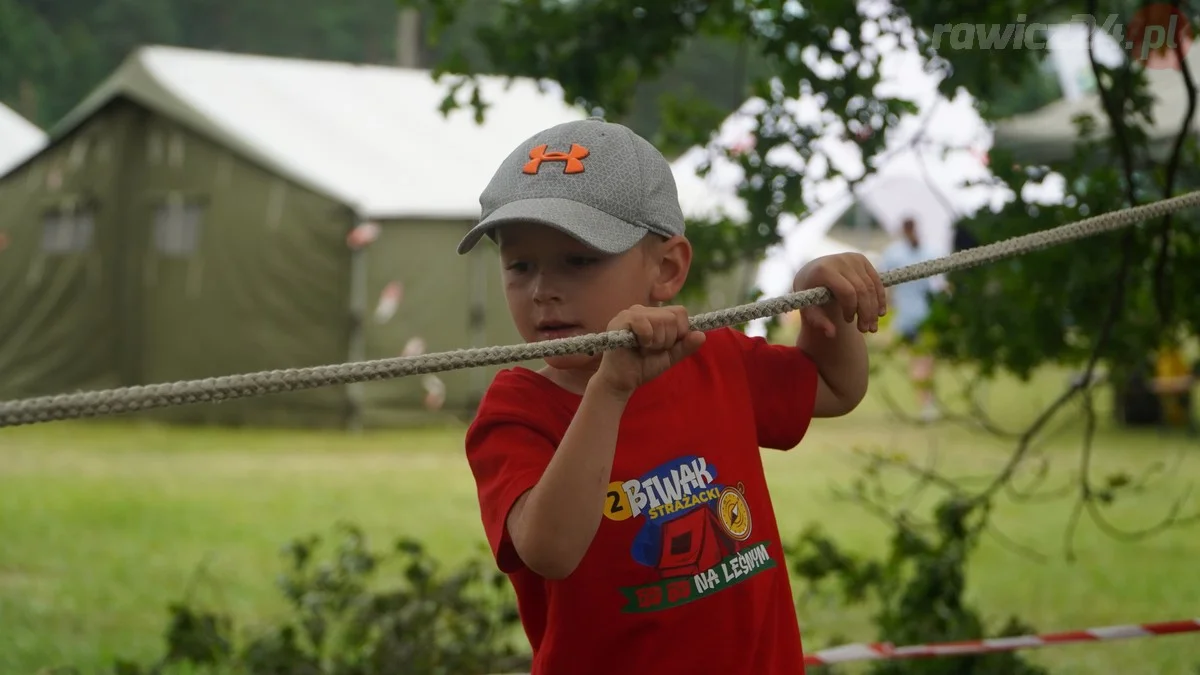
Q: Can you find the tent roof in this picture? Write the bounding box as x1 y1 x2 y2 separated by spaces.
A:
47 45 588 219
0 102 47 177
992 47 1200 164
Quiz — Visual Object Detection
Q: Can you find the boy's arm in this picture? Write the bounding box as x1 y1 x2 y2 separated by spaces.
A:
798 308 870 418
504 378 630 580
504 305 704 580
792 253 882 418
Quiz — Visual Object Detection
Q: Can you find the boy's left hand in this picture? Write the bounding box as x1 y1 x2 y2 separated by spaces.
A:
793 253 887 337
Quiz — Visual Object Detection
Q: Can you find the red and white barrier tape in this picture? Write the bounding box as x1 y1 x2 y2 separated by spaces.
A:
803 618 1200 665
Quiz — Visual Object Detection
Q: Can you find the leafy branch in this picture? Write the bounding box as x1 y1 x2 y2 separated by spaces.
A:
406 0 1200 555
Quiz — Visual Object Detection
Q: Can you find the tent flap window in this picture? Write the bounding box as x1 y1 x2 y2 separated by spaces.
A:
153 199 204 256
41 205 95 254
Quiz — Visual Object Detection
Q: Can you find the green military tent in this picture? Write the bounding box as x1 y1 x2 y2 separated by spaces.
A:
0 45 591 429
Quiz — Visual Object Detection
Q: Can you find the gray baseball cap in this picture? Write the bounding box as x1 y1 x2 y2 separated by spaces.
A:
456 116 686 255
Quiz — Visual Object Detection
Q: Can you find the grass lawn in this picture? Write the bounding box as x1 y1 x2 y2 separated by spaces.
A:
1 357 1198 674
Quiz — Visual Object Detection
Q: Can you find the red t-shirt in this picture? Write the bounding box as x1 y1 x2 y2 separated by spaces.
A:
465 327 819 675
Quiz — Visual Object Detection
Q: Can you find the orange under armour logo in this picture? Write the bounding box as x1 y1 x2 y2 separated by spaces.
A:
523 143 589 175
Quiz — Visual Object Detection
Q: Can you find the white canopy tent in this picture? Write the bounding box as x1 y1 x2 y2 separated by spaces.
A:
670 1 1074 336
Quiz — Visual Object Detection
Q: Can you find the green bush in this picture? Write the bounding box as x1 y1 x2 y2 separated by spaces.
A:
788 493 1050 675
98 474 1060 675
108 523 529 675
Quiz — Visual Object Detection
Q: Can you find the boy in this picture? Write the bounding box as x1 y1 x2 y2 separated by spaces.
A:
457 117 885 675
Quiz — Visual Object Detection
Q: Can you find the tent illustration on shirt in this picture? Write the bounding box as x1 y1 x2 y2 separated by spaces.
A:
615 457 774 613
626 459 755 579
656 506 736 577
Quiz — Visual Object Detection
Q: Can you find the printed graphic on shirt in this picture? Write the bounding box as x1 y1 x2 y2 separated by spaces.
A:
603 455 777 613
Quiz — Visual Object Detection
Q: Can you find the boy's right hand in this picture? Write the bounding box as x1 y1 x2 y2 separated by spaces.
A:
594 305 706 398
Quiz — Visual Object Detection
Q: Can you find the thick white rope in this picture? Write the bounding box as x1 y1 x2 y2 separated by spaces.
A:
2 190 1199 428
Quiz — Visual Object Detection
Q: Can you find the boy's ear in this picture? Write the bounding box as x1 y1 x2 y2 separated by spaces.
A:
649 235 692 303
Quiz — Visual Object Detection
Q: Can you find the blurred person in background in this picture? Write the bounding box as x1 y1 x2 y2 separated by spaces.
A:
881 217 941 422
